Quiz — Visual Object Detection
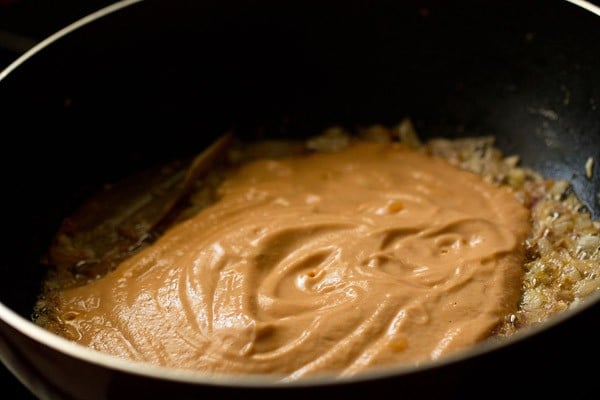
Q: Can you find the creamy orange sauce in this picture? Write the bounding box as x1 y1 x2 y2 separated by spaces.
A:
51 141 530 379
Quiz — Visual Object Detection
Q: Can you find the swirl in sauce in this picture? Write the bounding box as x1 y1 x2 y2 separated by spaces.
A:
52 141 530 379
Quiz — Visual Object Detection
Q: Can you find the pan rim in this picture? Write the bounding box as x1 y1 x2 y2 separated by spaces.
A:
0 0 143 82
1 0 600 84
565 0 600 15
2 291 600 387
0 0 599 390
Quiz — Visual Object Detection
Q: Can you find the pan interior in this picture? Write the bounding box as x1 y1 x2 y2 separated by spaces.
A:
0 1 597 380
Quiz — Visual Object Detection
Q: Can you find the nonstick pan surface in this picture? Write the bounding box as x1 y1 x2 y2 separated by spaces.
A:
0 1 599 399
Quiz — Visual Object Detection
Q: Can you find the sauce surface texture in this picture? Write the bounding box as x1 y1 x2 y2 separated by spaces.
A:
51 141 530 379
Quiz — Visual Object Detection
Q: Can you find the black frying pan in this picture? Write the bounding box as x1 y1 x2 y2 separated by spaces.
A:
0 0 598 399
